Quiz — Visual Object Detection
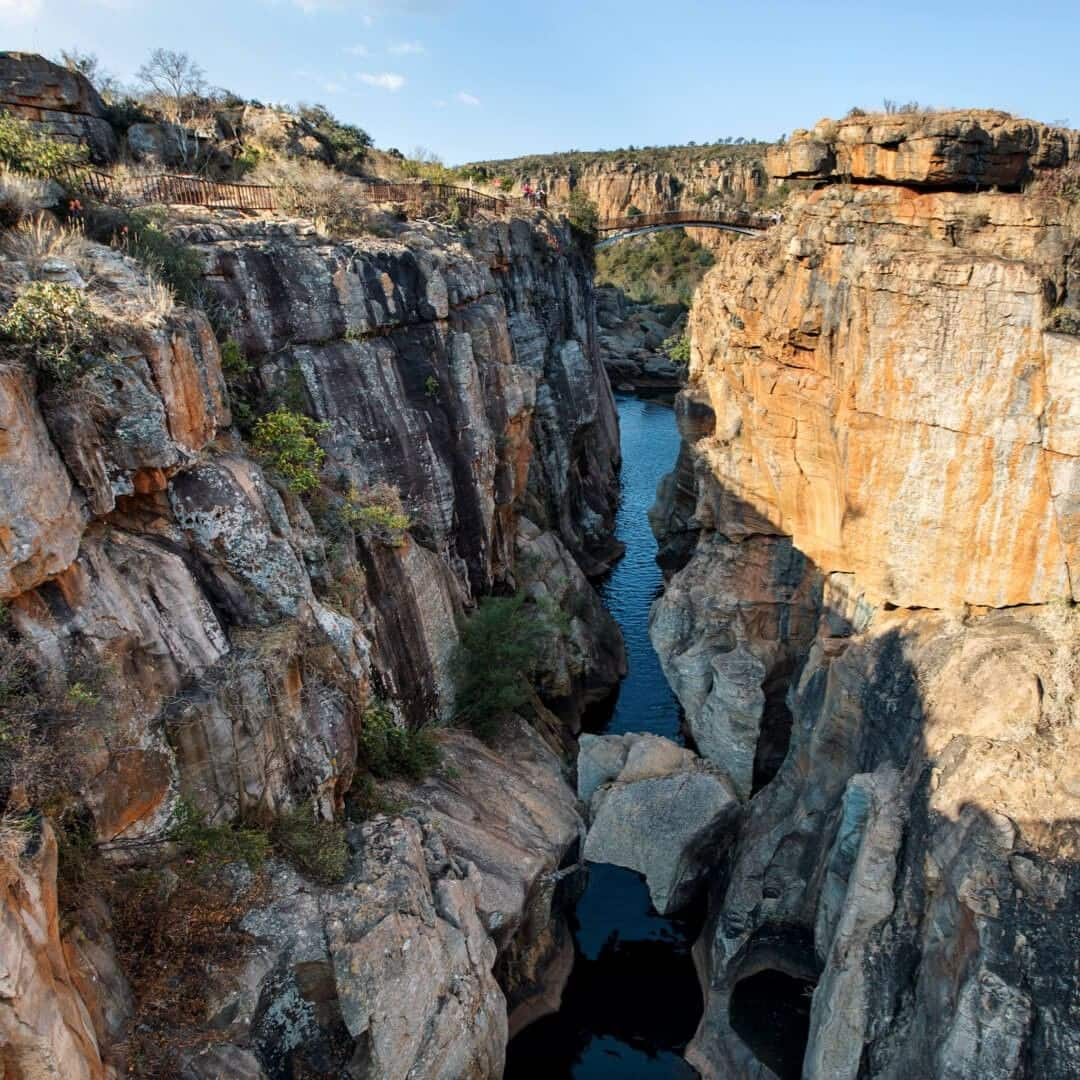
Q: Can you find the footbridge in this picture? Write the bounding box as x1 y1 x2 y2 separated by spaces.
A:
596 209 777 247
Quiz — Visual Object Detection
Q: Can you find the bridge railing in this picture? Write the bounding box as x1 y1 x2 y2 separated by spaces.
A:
53 165 277 211
597 208 776 233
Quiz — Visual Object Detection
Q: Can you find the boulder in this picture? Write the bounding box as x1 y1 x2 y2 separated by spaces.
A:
581 733 739 913
0 52 117 162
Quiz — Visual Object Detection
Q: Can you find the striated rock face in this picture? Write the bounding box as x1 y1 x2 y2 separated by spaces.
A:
0 823 112 1080
179 721 581 1079
0 52 117 163
769 110 1080 189
647 113 1080 1079
471 147 771 219
687 181 1079 610
0 205 622 1076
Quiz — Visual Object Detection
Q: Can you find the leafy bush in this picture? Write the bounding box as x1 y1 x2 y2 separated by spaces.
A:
341 483 411 546
271 800 349 884
297 104 372 175
596 228 714 308
219 336 255 426
565 190 599 240
0 282 100 383
663 332 691 364
168 798 270 868
0 111 88 180
453 592 544 740
251 407 329 494
358 699 440 780
349 775 406 821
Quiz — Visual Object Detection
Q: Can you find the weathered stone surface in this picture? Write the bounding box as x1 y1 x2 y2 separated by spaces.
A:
516 516 626 714
582 733 739 914
687 181 1080 608
0 52 117 162
0 367 86 597
650 530 821 798
472 150 771 220
686 605 1080 1080
0 823 111 1080
596 285 686 388
769 110 1078 188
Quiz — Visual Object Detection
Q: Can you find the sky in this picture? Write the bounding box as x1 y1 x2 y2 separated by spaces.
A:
4 0 1079 164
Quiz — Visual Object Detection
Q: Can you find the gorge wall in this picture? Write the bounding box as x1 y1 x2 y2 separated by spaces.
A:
0 179 623 1076
470 145 773 220
646 111 1080 1078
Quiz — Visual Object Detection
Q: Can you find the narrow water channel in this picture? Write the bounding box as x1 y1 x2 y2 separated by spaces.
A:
506 394 701 1078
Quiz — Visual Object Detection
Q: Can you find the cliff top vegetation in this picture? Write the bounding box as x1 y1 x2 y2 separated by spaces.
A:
466 139 771 177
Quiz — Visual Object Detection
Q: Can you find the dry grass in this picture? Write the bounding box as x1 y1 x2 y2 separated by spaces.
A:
252 154 368 236
0 167 54 221
89 269 176 330
2 213 90 275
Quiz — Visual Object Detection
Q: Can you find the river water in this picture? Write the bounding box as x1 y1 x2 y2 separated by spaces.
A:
505 394 701 1078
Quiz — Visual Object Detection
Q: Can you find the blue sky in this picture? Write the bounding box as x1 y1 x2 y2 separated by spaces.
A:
5 0 1079 163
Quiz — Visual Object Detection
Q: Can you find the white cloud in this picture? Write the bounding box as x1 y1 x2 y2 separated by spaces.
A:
358 72 405 91
456 91 480 106
388 41 425 55
0 0 41 20
343 43 369 55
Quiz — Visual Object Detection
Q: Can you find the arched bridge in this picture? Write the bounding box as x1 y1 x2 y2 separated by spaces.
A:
596 209 778 248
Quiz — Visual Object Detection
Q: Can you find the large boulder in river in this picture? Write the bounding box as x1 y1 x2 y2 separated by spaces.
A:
581 733 740 914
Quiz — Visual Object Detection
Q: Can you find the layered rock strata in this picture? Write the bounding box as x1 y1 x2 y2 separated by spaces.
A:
0 208 620 1077
648 113 1080 1078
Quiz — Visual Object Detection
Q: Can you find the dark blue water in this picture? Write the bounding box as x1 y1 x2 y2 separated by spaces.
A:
505 395 701 1078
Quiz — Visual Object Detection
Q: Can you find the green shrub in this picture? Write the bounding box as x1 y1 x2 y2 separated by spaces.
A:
219 336 255 426
297 104 372 175
341 483 411 546
453 592 544 740
251 407 329 494
114 209 205 305
271 800 349 884
359 699 441 780
348 775 406 821
663 332 691 365
596 228 714 308
0 282 100 383
0 111 88 180
566 190 599 240
168 798 270 869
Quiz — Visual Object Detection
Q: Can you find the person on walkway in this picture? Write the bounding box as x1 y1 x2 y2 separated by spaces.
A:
537 186 547 209
523 180 534 206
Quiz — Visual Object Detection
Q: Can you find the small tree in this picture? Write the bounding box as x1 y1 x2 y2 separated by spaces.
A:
136 48 207 163
452 593 544 740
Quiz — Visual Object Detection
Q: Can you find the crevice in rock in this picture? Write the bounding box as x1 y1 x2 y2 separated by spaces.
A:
728 968 815 1080
751 660 796 795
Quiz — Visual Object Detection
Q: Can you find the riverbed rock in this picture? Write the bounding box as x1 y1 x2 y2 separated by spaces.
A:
582 734 739 914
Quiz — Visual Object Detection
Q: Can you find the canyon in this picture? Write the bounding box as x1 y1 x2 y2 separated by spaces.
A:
1 52 1078 1080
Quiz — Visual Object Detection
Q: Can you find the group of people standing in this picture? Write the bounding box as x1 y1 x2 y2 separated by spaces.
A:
521 180 548 208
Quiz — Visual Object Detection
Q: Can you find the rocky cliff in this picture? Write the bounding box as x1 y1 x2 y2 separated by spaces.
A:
0 201 622 1077
644 112 1080 1078
470 145 773 220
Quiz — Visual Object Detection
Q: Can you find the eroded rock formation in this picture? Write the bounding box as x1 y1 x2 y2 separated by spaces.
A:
0 203 621 1077
648 111 1080 1078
